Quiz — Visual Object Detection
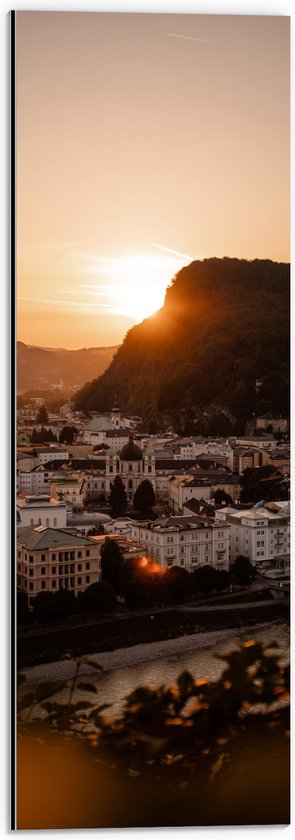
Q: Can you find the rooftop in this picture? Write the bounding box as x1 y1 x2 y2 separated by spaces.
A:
17 495 66 508
17 526 96 550
84 416 113 432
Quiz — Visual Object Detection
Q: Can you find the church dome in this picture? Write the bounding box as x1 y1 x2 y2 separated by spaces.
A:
120 436 143 461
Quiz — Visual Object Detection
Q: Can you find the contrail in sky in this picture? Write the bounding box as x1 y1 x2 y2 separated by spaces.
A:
152 242 194 261
168 32 220 45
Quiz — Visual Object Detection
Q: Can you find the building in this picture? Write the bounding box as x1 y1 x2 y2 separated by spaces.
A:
232 447 270 475
82 416 114 445
256 415 288 434
50 475 85 508
17 526 101 604
106 438 156 501
168 474 212 513
233 435 276 450
37 447 70 465
215 501 290 570
65 511 113 536
17 464 53 495
17 495 67 529
131 515 230 571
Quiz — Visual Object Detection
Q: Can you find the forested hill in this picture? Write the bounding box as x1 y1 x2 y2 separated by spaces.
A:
74 258 290 432
17 342 119 394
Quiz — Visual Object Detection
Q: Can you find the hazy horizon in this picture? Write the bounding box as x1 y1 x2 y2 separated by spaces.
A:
16 12 290 349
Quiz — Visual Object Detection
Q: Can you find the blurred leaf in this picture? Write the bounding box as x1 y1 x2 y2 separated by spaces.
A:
33 682 64 703
83 660 103 671
76 682 97 694
18 693 35 712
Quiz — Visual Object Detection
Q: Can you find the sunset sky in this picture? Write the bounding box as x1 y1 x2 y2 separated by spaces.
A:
16 12 290 349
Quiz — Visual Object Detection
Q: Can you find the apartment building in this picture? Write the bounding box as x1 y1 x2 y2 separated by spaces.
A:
215 501 290 570
131 515 230 571
17 526 101 604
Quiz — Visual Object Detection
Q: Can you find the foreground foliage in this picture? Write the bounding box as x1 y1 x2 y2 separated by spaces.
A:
17 639 290 828
18 639 289 764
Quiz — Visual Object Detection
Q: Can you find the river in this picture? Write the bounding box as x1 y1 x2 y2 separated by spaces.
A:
23 618 289 719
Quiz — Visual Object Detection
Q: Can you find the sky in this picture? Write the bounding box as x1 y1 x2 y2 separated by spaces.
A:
16 11 290 349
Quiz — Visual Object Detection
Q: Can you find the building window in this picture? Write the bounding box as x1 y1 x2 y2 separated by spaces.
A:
29 555 34 563
52 553 56 561
109 466 113 473
78 577 82 585
46 518 49 527
41 581 46 589
53 518 57 527
128 464 132 472
148 466 152 473
78 551 82 558
41 568 46 576
86 550 90 557
86 562 90 570
86 575 90 584
128 479 133 489
29 569 34 577
52 567 56 575
52 581 56 589
29 583 34 591
78 564 82 571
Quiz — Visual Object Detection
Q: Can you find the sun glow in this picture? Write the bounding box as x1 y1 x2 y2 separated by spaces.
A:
88 250 192 323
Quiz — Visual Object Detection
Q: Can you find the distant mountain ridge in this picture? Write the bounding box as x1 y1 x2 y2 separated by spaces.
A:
74 257 289 431
17 342 119 394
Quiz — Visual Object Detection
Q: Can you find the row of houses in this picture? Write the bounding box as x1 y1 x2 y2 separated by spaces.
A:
16 497 290 604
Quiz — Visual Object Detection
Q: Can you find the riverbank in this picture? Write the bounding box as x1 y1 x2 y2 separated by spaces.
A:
22 616 289 686
18 598 289 671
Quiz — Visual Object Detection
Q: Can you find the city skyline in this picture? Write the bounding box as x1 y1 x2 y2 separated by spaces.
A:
16 12 290 348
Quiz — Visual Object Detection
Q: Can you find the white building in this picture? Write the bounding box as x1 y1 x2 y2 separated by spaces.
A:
215 501 290 570
17 526 101 604
50 475 85 507
17 465 52 495
37 447 70 465
17 495 67 529
131 515 230 571
106 438 156 501
168 475 212 513
233 435 276 450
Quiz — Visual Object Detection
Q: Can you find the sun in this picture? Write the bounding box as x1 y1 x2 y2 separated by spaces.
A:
114 281 165 322
87 249 193 324
109 253 174 323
